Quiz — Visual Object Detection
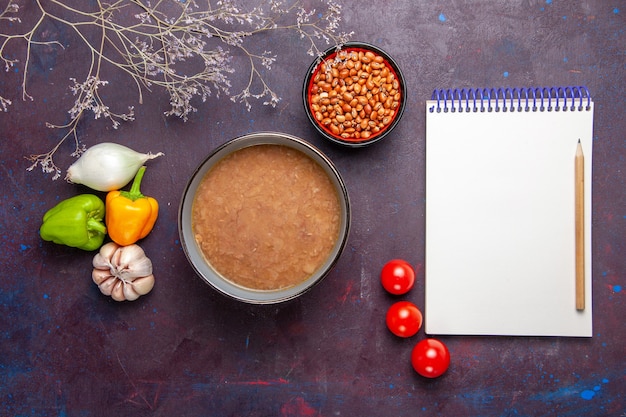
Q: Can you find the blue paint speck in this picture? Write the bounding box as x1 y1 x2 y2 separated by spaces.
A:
546 0 552 4
43 294 49 299
613 285 622 293
581 390 595 400
563 57 569 63
503 71 509 78
438 13 447 22
614 8 620 14
19 244 29 252
602 378 609 383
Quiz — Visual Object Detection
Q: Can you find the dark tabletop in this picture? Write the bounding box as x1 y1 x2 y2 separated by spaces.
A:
1 1 624 416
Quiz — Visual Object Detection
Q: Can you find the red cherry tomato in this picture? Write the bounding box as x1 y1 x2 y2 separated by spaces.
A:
381 259 415 295
411 338 450 378
386 301 423 338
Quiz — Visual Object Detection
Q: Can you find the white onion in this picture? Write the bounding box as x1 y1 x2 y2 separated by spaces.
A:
65 142 164 191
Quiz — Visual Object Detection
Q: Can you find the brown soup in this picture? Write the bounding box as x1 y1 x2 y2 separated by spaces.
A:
192 144 341 291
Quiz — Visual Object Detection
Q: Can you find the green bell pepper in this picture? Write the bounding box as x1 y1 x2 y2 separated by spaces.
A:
40 194 107 251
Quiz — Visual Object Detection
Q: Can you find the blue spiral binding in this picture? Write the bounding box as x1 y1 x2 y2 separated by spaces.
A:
429 86 591 113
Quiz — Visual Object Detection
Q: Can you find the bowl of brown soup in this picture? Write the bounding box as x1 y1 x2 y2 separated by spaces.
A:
179 132 351 303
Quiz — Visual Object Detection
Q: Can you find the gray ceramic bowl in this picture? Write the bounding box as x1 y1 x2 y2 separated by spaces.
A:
179 132 351 304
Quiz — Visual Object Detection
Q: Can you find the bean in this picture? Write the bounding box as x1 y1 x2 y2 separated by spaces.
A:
309 48 402 140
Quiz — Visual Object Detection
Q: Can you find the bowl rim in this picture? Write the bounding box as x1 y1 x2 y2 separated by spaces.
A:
302 41 407 147
178 131 351 304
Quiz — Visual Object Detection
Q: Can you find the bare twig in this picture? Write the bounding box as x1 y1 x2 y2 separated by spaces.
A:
0 0 352 178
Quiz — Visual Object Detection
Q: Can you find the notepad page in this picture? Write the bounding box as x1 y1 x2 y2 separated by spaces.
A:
425 102 593 337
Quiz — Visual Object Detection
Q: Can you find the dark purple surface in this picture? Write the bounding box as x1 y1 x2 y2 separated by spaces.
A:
1 1 624 416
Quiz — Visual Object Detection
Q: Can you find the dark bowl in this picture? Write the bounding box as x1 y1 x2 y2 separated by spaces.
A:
178 132 351 304
303 41 407 147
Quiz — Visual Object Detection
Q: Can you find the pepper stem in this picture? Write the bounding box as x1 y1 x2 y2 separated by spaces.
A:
120 166 147 202
87 217 107 235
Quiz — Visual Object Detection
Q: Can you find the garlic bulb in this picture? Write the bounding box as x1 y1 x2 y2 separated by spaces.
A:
66 142 164 191
92 242 155 301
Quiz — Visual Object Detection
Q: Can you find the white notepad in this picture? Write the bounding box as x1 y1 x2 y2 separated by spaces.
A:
425 87 593 337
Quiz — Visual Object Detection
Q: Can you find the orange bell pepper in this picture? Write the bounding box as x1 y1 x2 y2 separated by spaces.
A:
105 166 158 246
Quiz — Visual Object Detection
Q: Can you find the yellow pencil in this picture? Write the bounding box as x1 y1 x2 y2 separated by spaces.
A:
575 139 585 311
